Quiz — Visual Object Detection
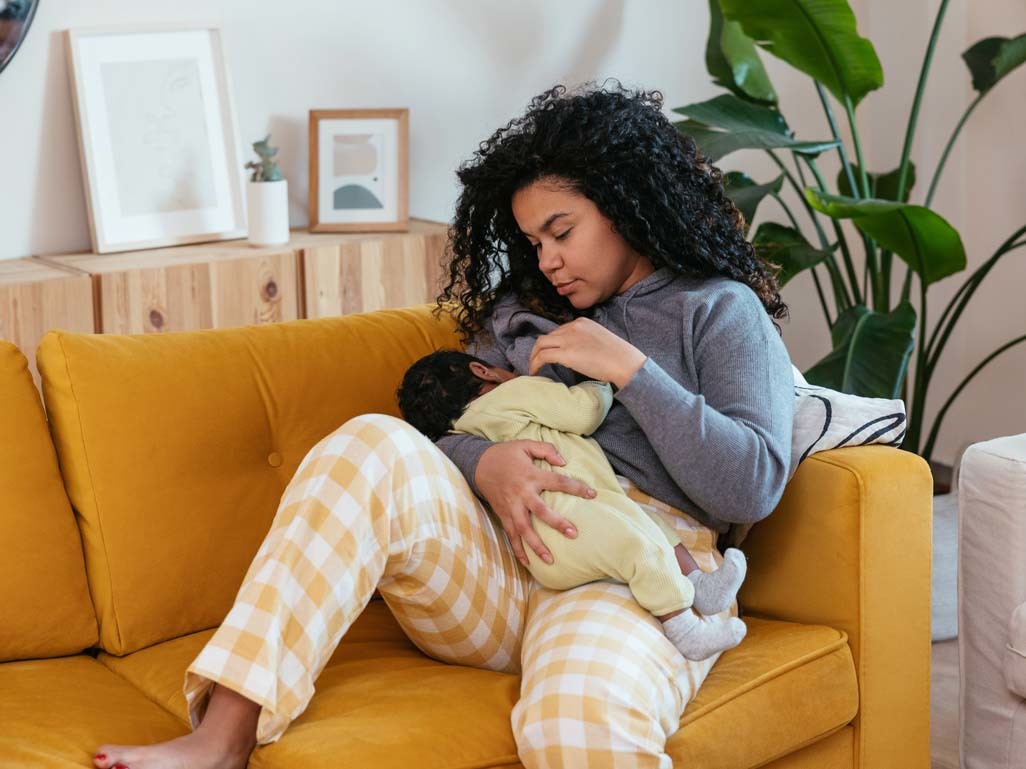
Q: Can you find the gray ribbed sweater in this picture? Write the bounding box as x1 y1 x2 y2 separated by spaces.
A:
434 268 794 534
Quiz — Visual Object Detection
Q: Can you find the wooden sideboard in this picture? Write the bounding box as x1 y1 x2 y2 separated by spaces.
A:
2 219 449 388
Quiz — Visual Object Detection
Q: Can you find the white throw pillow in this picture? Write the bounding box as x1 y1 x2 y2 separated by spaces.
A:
723 367 908 551
788 364 907 479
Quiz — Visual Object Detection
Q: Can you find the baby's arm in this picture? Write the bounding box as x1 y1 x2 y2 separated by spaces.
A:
486 377 614 437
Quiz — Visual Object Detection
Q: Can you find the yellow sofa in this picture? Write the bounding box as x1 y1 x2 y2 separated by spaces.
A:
0 303 932 768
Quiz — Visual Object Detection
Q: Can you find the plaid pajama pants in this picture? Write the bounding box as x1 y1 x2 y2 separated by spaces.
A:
184 414 737 768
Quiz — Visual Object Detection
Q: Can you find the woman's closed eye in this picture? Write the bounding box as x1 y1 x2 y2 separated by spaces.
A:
530 229 572 250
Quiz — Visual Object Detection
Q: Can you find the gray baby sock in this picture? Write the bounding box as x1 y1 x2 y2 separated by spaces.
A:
663 610 747 661
687 547 747 616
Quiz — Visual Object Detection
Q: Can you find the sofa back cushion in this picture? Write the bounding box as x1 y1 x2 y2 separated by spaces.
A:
37 305 462 655
0 341 98 660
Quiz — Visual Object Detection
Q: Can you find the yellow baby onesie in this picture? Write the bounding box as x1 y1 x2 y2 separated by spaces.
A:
451 375 694 615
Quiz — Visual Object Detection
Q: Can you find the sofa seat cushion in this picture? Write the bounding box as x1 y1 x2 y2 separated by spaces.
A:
99 603 856 769
0 341 97 661
101 601 521 769
0 655 187 767
670 616 857 768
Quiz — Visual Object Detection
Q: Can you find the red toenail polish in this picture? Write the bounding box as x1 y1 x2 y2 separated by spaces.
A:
95 755 106 761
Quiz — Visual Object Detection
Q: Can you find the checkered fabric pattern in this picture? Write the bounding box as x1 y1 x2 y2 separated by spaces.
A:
184 414 736 766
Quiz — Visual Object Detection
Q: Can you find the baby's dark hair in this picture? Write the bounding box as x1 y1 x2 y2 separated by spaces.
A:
396 349 493 441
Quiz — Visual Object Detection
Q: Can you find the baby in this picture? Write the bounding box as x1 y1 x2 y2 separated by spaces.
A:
396 349 748 661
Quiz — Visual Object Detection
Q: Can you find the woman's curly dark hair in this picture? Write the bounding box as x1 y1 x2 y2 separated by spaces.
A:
434 81 787 346
396 349 494 441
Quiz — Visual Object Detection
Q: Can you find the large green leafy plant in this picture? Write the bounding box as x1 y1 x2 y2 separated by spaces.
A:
675 0 1026 464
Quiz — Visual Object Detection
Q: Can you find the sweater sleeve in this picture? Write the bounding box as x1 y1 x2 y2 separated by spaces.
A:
613 285 794 525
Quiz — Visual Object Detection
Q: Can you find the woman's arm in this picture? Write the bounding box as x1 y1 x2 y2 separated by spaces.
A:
432 308 592 567
615 287 794 525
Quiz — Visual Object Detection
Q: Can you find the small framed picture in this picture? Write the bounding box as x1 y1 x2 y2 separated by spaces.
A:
308 108 409 232
65 25 247 253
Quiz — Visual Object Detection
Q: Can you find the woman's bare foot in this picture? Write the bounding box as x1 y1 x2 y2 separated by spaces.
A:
92 730 252 769
93 684 259 769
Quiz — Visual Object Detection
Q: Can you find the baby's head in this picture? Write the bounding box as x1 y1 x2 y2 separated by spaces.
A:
396 349 517 441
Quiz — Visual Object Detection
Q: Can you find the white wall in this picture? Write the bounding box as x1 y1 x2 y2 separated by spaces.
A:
0 0 724 259
0 0 1023 466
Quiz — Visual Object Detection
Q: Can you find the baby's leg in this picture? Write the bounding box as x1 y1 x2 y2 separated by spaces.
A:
685 546 748 616
533 490 745 661
662 609 746 661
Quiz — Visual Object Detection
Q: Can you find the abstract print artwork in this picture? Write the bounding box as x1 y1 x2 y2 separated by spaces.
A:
66 26 246 253
332 132 385 210
309 109 408 232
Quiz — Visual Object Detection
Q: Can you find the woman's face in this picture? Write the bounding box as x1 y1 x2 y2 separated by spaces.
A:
511 178 655 309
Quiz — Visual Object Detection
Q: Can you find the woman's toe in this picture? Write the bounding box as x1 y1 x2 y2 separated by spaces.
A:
93 748 114 768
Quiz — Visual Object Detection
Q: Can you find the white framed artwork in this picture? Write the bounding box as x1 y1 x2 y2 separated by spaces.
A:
308 109 409 233
65 25 247 253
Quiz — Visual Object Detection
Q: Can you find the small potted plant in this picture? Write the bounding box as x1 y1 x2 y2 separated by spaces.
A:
245 134 289 246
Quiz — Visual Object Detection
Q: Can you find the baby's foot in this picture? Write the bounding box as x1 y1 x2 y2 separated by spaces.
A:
688 547 747 616
663 609 747 661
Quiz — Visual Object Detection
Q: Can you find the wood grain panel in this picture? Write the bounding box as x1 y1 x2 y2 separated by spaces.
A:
41 245 300 334
302 220 447 317
0 259 95 387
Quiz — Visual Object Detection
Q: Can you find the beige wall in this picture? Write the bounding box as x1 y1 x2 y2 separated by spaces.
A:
0 0 1022 465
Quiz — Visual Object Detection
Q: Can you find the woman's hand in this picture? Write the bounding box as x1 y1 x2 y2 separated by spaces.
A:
475 440 596 567
528 317 647 388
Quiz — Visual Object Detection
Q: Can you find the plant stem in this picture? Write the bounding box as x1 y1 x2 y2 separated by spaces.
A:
792 151 809 189
771 192 833 328
814 80 875 303
926 234 1026 368
911 229 1026 456
805 156 864 306
896 0 951 202
842 96 880 307
890 0 952 319
905 276 930 455
925 93 983 207
891 0 951 322
767 150 853 310
920 334 1026 464
816 83 859 198
901 265 913 303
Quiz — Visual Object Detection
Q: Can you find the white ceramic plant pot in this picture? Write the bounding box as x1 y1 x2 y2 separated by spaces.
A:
247 179 290 246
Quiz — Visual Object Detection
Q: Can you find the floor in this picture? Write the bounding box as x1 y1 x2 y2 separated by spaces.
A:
932 638 959 769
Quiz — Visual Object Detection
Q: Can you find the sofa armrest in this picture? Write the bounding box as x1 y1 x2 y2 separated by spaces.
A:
737 445 932 769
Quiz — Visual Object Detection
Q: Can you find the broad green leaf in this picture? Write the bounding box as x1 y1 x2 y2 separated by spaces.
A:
706 0 778 103
829 303 869 349
723 172 783 228
719 0 883 107
751 222 830 286
836 163 916 202
674 94 790 135
804 302 916 398
674 120 838 162
963 34 1026 94
805 189 966 286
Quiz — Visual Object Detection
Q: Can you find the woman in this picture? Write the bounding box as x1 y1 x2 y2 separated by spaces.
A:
93 82 794 769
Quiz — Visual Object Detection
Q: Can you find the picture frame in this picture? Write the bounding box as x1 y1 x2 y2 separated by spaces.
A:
308 108 409 233
65 24 247 254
